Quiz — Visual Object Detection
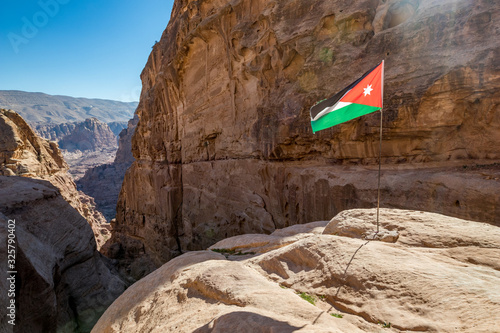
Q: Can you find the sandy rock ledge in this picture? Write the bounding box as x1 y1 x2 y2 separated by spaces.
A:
93 208 500 333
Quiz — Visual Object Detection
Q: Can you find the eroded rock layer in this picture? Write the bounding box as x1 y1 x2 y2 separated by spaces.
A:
36 118 120 180
0 109 110 248
112 0 500 272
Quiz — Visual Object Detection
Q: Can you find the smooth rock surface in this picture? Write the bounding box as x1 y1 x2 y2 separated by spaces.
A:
0 176 126 333
323 208 500 248
364 230 399 242
95 209 500 332
110 0 500 274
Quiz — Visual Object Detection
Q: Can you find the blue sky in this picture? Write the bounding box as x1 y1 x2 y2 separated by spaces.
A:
0 0 174 102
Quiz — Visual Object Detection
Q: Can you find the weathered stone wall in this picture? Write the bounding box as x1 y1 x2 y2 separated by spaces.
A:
0 109 110 248
111 0 500 271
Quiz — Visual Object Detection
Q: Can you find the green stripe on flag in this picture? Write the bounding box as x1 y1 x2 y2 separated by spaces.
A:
311 104 381 133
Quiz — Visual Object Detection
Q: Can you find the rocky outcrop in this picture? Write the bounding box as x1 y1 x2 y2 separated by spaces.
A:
107 121 129 137
35 120 127 146
109 0 500 273
34 118 120 180
0 109 110 248
0 90 136 124
76 115 139 221
35 121 77 142
113 115 138 166
53 118 119 179
93 209 500 332
57 118 117 152
0 176 126 332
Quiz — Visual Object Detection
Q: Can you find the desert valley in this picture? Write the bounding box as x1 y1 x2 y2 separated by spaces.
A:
1 0 499 332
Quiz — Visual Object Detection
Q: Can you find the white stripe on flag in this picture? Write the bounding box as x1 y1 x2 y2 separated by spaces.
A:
311 101 352 121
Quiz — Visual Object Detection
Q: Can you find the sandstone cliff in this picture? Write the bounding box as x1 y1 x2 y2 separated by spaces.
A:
0 109 110 248
93 209 500 332
0 176 126 332
111 0 500 273
76 115 139 221
35 121 77 142
56 118 119 179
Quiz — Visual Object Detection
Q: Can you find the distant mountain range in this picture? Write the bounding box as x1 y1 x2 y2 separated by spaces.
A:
0 90 137 124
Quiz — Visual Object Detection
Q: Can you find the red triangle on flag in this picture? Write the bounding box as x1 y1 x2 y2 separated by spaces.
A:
341 62 383 108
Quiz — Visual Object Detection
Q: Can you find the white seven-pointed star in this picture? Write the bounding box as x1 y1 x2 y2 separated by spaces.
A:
363 84 373 96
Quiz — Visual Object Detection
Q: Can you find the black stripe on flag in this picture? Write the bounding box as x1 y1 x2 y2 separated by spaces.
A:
310 63 381 120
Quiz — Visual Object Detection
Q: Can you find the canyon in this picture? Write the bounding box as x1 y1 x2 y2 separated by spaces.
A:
0 90 137 181
107 0 500 277
0 109 127 332
76 116 138 220
0 109 110 248
35 118 118 152
0 0 499 331
36 117 120 180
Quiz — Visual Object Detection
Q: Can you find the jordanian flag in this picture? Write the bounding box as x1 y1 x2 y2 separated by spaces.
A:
310 61 384 133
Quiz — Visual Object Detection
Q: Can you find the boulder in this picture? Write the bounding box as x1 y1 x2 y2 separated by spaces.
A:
94 209 500 332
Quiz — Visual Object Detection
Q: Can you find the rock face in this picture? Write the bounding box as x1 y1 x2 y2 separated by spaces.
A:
56 118 117 152
107 121 129 137
0 176 126 333
34 118 120 180
0 109 110 248
93 209 500 332
54 118 119 180
111 0 500 272
34 121 77 142
76 115 139 221
0 90 136 124
35 118 123 149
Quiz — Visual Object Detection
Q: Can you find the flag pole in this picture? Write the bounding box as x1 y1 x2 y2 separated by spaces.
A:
376 60 385 234
376 108 382 234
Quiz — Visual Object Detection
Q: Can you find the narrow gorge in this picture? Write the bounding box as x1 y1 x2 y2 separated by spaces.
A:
107 0 500 277
1 0 499 331
0 109 127 332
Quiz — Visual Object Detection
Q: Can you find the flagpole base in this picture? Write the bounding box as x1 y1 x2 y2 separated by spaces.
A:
364 230 399 243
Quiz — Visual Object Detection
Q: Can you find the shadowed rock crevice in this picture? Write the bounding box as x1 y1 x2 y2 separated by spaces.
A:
0 176 126 333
